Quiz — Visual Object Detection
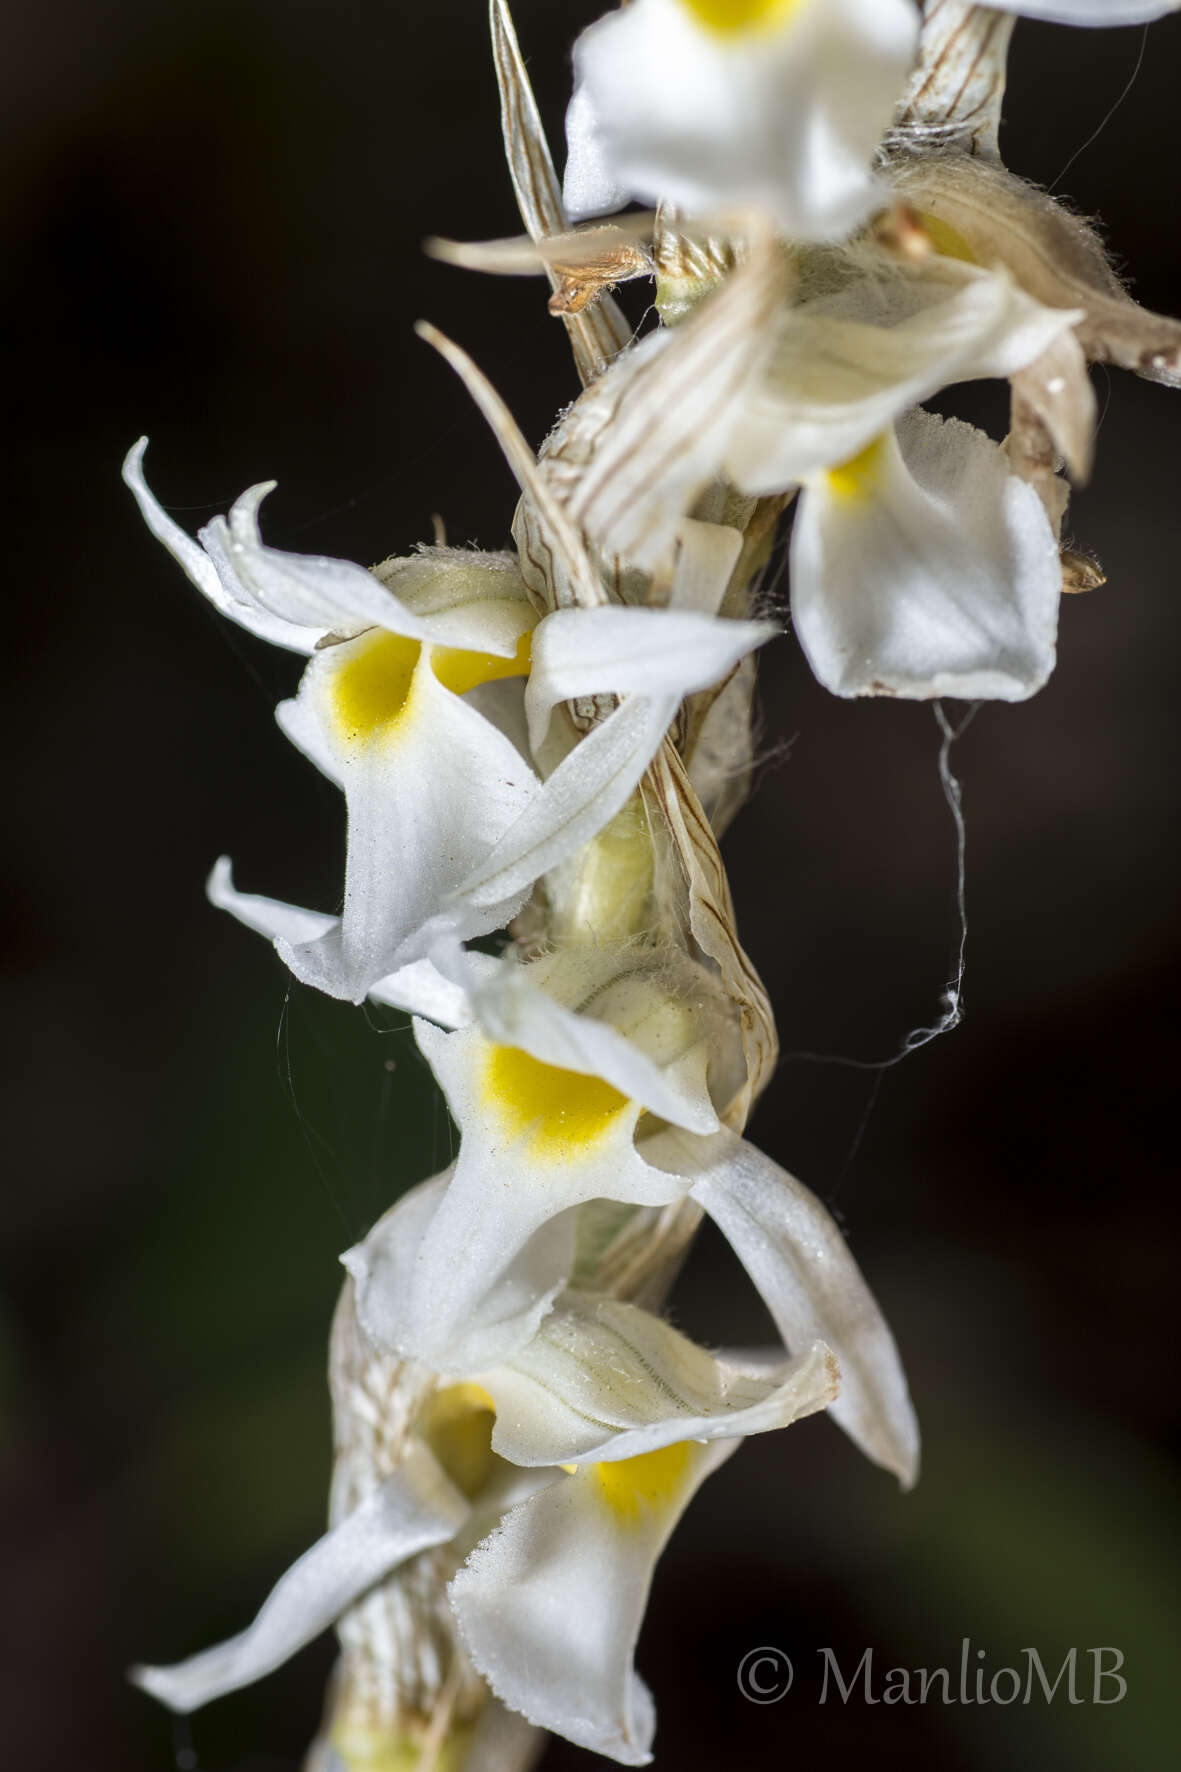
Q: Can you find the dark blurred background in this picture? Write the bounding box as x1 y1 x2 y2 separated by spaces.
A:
3 3 1179 1768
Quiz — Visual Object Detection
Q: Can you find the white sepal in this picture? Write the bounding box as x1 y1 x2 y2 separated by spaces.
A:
563 0 919 241
524 605 777 753
667 1126 919 1487
429 693 677 923
725 263 1082 493
202 491 418 642
434 601 773 930
480 1291 838 1466
213 492 536 653
123 441 321 654
125 442 535 659
986 1 1179 22
207 856 337 948
131 1443 467 1713
451 1440 735 1766
791 410 1061 702
208 859 500 1027
343 1170 579 1375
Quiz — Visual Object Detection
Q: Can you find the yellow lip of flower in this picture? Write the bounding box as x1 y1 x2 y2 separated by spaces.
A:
595 1442 695 1524
327 628 532 747
825 432 889 505
681 0 805 40
479 1043 634 1162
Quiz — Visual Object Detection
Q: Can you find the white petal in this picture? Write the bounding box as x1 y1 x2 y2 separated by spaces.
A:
791 410 1061 701
525 605 777 753
482 1292 838 1465
122 441 321 654
725 264 1081 493
343 1170 578 1374
987 1 1178 21
131 1443 467 1713
276 645 538 999
668 1126 919 1486
451 1440 734 1765
434 594 774 930
562 77 630 220
215 494 532 652
125 443 528 661
564 0 918 240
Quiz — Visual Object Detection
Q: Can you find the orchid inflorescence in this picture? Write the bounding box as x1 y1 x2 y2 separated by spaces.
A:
127 2 1179 1767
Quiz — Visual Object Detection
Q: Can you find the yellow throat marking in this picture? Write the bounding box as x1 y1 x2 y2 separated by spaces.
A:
416 1383 497 1499
682 0 803 37
328 628 531 746
825 433 888 504
481 1044 631 1160
596 1442 694 1523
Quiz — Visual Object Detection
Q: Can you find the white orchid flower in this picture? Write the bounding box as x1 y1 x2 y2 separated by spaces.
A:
721 261 1074 700
563 0 920 240
211 596 772 995
529 247 1075 701
127 441 775 996
135 1288 838 1764
125 440 539 997
448 1296 839 1765
340 945 723 1371
342 945 918 1488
